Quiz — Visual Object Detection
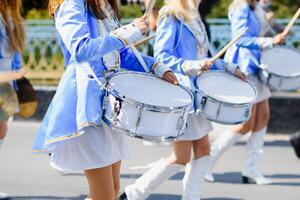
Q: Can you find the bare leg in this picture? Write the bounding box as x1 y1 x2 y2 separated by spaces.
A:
253 99 270 132
166 141 193 165
233 104 258 135
192 135 210 159
84 165 115 200
112 161 122 198
0 121 7 140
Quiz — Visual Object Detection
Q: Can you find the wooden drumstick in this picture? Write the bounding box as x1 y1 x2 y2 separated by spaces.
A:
0 69 27 83
211 28 248 62
134 34 155 47
282 8 300 36
144 0 157 16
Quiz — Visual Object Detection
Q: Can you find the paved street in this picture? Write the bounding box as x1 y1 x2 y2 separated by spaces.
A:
0 121 299 200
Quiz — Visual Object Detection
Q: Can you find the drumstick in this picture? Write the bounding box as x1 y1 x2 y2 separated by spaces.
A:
0 69 27 83
282 8 300 36
144 0 157 16
134 34 155 47
211 28 248 62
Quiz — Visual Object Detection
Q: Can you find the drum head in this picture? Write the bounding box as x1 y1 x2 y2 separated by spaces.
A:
196 71 256 104
108 72 192 107
261 47 300 77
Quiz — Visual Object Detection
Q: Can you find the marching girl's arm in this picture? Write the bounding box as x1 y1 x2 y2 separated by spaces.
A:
155 15 212 77
119 48 170 78
54 0 127 63
154 16 189 73
230 3 273 50
211 59 247 80
12 52 22 70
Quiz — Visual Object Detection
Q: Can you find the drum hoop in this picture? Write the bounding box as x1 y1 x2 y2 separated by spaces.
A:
198 111 251 125
102 117 179 142
260 47 300 77
259 68 300 79
195 71 257 105
106 71 194 112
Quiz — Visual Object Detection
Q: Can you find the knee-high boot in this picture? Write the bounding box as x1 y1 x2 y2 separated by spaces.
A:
122 158 183 200
205 130 242 182
182 156 210 200
242 127 272 185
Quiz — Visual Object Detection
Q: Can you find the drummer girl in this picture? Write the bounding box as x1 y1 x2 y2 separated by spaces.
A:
0 0 24 198
121 0 246 199
205 0 285 185
32 0 177 199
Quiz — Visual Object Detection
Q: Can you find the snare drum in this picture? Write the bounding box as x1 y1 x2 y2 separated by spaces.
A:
195 71 257 125
259 47 300 91
102 71 193 142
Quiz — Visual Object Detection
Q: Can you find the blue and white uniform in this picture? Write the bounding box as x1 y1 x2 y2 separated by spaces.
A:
0 14 20 120
224 1 272 103
32 0 169 171
154 6 238 141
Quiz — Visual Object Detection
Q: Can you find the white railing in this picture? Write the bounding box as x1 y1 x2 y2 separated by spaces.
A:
24 19 300 84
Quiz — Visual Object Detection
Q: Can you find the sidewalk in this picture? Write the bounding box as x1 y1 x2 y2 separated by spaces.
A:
0 121 299 200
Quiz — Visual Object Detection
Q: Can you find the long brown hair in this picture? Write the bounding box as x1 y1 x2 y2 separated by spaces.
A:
0 0 25 53
86 0 119 19
49 0 119 19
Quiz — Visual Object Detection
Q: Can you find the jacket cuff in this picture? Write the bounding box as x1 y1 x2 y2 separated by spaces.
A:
182 60 203 77
153 62 171 78
225 62 239 75
110 23 142 46
257 37 273 49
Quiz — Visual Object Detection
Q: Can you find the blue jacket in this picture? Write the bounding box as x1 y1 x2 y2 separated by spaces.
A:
0 15 22 72
224 2 270 75
154 14 229 92
33 0 159 151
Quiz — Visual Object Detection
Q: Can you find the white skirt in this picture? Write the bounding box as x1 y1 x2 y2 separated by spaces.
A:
248 75 271 103
177 113 213 141
49 123 130 171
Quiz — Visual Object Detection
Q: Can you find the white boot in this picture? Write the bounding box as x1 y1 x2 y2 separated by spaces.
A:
205 130 242 182
182 156 210 200
0 140 9 200
242 128 272 185
0 192 8 199
124 158 183 200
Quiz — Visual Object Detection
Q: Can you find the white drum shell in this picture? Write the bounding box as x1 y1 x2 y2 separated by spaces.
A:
195 71 256 125
259 69 300 91
195 92 251 125
259 47 300 91
102 72 193 141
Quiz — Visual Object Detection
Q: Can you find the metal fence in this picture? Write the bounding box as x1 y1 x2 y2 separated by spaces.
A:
24 19 300 85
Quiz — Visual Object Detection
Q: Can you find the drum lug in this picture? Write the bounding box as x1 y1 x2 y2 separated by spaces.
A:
111 97 122 123
177 110 186 132
135 105 144 133
201 96 207 111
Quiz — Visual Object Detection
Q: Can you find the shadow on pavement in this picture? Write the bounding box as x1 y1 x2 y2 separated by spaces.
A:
235 140 291 147
148 195 243 200
148 194 181 199
10 195 86 200
213 172 243 184
120 172 184 180
269 173 300 179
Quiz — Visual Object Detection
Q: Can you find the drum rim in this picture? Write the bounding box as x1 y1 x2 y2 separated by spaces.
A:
260 47 300 77
195 71 257 105
102 117 180 142
106 71 194 112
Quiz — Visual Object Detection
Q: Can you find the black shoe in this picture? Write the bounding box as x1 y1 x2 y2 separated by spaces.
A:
117 192 127 200
290 131 300 159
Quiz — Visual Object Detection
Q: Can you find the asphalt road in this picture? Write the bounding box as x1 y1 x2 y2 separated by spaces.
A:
0 121 299 200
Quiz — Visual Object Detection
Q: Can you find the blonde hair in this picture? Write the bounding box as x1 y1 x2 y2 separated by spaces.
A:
161 0 200 22
229 0 255 12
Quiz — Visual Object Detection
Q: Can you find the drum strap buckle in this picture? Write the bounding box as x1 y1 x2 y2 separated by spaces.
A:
111 97 123 123
201 96 207 111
